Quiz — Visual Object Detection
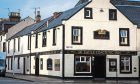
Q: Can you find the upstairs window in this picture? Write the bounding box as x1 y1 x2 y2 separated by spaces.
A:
35 33 38 48
53 29 57 46
8 41 10 53
28 35 31 50
42 31 47 47
17 57 20 69
84 8 93 19
18 37 20 51
3 42 6 52
109 9 117 20
72 26 83 45
119 28 130 46
13 39 16 52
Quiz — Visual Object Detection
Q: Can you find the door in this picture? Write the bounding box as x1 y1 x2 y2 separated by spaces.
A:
92 56 106 78
23 58 26 75
35 57 39 76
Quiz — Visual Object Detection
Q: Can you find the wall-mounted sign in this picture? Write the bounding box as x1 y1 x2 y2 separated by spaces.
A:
94 29 110 39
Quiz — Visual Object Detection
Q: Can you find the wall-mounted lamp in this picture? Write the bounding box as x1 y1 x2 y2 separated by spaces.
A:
57 28 60 30
47 30 50 32
100 8 104 12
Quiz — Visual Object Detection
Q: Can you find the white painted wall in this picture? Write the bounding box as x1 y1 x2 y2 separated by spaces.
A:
31 54 62 77
64 0 137 51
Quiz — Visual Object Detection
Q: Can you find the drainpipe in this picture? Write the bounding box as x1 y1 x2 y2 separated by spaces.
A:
62 24 65 78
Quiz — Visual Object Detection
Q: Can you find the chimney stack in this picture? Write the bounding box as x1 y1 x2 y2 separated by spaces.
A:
9 12 21 22
53 12 60 19
36 11 41 23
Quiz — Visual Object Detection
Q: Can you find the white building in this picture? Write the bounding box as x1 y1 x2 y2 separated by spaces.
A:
6 0 140 79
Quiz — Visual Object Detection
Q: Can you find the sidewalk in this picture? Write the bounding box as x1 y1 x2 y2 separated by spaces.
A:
5 73 140 84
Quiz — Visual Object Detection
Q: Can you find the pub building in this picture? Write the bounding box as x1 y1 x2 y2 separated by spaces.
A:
6 0 140 79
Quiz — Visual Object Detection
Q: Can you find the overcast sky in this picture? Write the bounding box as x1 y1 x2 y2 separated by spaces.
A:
0 0 79 19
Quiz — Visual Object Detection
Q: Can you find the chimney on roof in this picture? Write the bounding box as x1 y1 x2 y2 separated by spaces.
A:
9 12 21 22
36 11 41 23
53 12 60 19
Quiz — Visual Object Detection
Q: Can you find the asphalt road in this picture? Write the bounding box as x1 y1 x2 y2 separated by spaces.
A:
0 77 140 84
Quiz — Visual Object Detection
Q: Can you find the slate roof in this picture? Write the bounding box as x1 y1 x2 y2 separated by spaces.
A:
9 17 50 40
38 1 91 32
116 5 140 27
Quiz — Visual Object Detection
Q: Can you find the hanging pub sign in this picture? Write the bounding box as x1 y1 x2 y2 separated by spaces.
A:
94 29 110 39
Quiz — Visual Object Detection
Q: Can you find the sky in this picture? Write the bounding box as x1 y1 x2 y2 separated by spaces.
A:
0 0 79 19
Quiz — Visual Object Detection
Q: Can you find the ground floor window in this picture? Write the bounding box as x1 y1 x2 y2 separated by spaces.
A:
40 58 43 70
120 55 132 73
75 55 91 75
55 59 60 71
109 59 117 72
47 58 53 70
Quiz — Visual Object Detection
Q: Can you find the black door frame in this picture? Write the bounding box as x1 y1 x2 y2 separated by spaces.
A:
23 58 26 75
92 55 106 78
35 53 39 76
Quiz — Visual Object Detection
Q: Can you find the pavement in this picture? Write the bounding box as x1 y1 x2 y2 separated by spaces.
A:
5 73 140 84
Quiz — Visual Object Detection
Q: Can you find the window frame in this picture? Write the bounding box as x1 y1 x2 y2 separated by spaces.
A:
84 7 93 19
40 58 43 70
109 9 117 20
28 35 31 50
120 55 132 74
53 29 57 46
42 31 47 47
119 28 130 46
35 33 38 48
18 37 20 51
74 55 92 76
72 26 83 45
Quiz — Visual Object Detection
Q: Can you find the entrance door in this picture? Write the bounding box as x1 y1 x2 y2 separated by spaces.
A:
23 58 26 75
35 57 39 76
92 56 106 78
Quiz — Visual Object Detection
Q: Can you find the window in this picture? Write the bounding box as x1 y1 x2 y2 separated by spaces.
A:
13 39 16 52
8 41 10 53
17 57 20 69
109 9 117 20
75 56 91 75
3 42 6 52
18 37 20 51
8 58 9 70
119 28 130 46
35 33 38 48
28 35 31 50
53 29 57 46
40 58 43 70
72 26 83 44
55 59 60 71
109 59 117 72
47 58 53 70
42 31 47 47
11 58 13 70
120 56 132 73
84 8 93 19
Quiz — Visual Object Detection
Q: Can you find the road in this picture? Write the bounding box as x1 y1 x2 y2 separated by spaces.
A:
0 77 140 84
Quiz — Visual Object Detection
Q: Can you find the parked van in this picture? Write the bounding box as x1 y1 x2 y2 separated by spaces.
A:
0 52 6 77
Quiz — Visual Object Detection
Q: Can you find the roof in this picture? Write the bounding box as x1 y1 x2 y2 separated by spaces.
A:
9 17 50 40
116 5 140 27
39 1 91 32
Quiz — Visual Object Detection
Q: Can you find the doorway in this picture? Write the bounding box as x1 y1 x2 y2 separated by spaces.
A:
92 56 106 78
35 57 39 76
23 58 26 75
